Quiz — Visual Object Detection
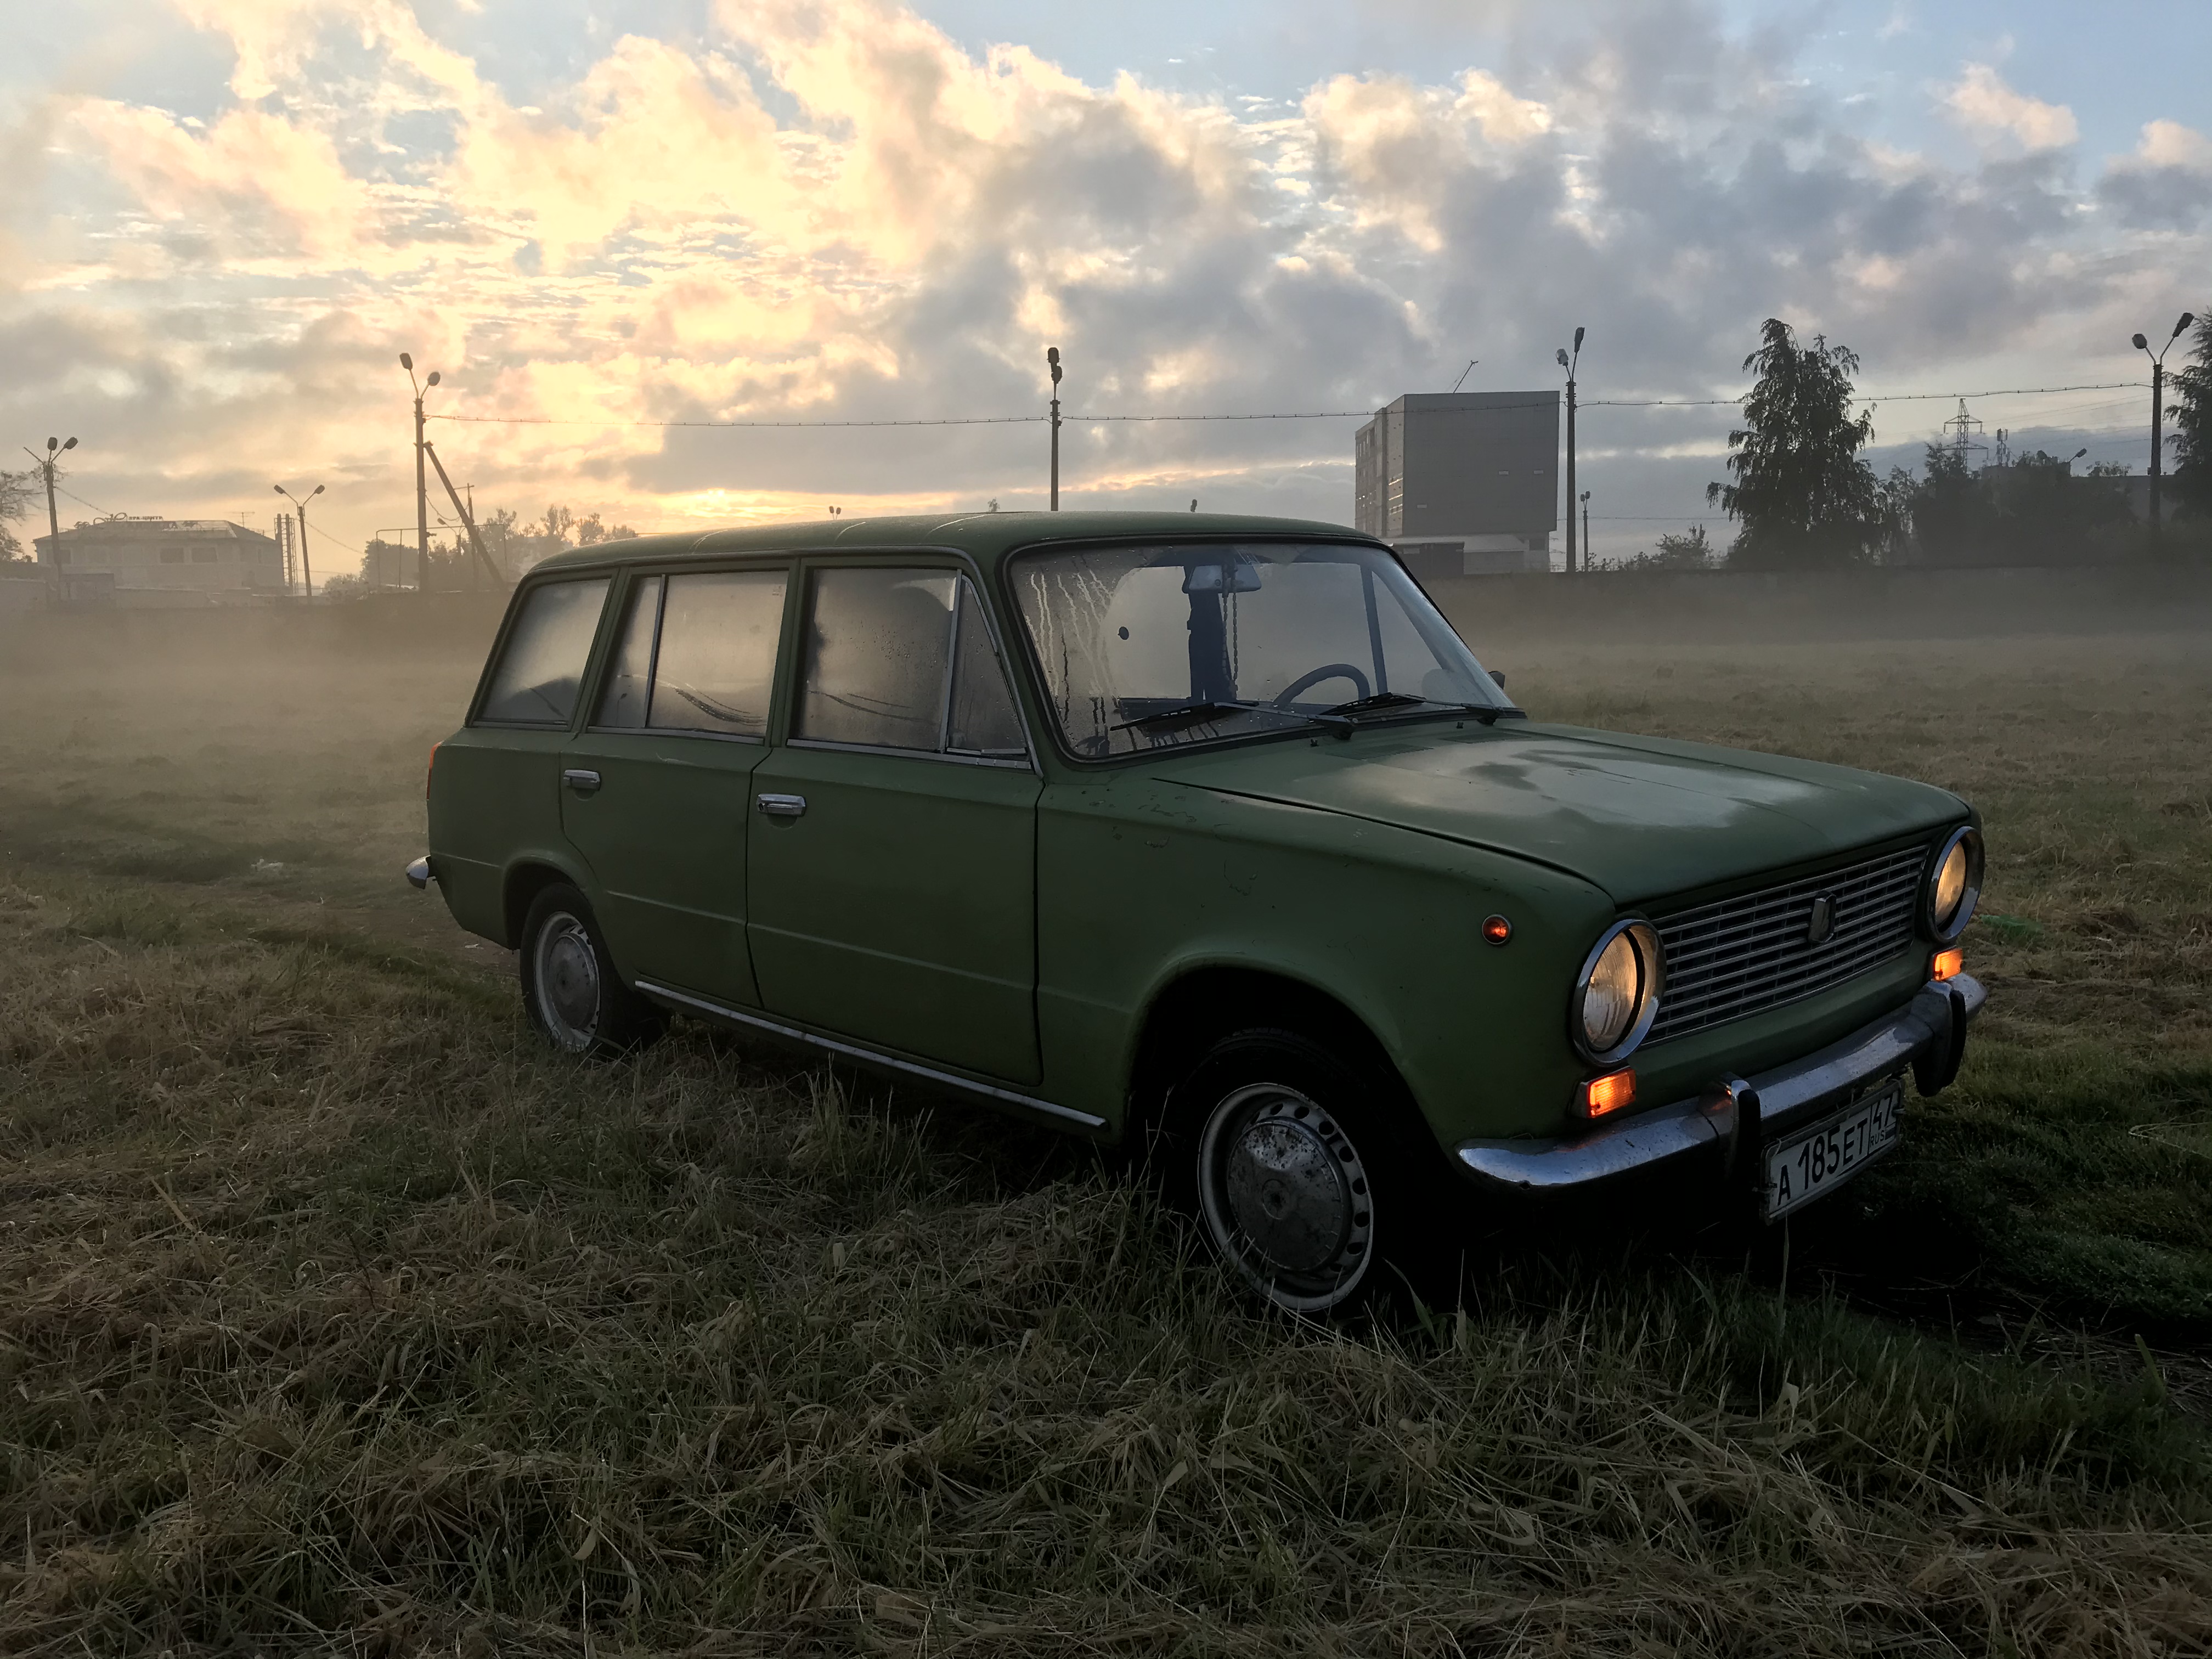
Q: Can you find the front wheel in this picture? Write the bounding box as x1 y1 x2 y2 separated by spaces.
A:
1172 1028 1438 1317
518 883 664 1058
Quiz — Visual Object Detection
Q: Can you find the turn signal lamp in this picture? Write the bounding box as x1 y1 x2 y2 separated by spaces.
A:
1481 914 1513 945
426 741 441 799
1932 947 1963 983
1573 1069 1637 1121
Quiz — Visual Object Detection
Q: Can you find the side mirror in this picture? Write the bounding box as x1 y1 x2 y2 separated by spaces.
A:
1489 669 1507 690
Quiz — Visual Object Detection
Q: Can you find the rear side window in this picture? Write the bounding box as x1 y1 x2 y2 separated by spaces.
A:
477 578 611 725
646 570 786 738
795 567 1026 758
594 575 662 729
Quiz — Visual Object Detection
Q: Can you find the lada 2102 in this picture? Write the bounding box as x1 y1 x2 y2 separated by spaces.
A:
411 512 1984 1314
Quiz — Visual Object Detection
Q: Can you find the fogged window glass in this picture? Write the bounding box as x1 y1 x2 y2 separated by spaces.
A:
796 568 957 751
1008 542 1506 757
648 570 786 738
947 579 1027 755
478 578 611 725
593 575 661 729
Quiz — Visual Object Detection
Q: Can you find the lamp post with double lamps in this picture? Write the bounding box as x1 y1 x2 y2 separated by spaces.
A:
1046 346 1063 511
274 482 324 598
22 436 77 563
2132 313 2195 533
400 354 442 572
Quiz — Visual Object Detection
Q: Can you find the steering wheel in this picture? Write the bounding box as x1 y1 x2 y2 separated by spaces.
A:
1271 663 1370 710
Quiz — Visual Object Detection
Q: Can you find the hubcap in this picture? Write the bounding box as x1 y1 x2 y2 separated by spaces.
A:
1197 1084 1374 1312
534 913 601 1049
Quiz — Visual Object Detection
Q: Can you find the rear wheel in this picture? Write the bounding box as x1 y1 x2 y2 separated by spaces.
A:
1169 1027 1446 1317
518 884 664 1057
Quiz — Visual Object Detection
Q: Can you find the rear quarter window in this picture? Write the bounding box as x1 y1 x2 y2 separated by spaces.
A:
477 578 611 725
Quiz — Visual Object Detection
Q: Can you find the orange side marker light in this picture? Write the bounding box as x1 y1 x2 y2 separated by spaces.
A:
426 741 441 800
1574 1069 1637 1121
1481 914 1513 945
1932 947 1962 983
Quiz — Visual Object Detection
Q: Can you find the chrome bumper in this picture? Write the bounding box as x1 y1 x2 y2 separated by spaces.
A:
1454 973 1985 1193
405 855 434 891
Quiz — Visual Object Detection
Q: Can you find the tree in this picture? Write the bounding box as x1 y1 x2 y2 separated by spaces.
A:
1604 525 1714 571
2171 310 2212 518
1706 319 1881 567
0 467 37 562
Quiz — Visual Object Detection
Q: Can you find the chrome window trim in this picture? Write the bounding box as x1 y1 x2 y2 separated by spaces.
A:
784 737 1034 770
633 978 1105 1130
1570 917 1665 1066
1922 824 1983 943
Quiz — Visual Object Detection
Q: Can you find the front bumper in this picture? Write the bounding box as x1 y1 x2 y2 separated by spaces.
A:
1455 973 1984 1194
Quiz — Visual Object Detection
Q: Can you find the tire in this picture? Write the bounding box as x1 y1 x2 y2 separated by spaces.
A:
518 883 665 1058
1165 1026 1450 1318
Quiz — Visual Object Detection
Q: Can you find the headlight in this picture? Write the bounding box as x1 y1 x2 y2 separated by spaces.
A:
1572 919 1664 1064
1925 826 1982 942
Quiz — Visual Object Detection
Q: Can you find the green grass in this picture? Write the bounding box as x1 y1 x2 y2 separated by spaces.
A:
2 609 2210 1653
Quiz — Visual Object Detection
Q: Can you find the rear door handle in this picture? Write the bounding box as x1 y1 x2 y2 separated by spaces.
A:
756 792 807 819
563 769 602 795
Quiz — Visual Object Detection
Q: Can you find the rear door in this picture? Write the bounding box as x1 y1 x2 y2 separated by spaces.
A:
431 575 612 943
559 566 789 1006
746 563 1042 1082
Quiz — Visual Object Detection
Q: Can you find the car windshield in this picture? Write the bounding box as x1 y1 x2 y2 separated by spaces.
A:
1007 541 1511 758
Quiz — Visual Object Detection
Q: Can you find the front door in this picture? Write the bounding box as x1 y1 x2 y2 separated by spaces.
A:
747 565 1042 1083
560 567 788 1007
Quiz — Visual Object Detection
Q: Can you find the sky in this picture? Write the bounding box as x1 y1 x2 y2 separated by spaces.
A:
2 0 2207 572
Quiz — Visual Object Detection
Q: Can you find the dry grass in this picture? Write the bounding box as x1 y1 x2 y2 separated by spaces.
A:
2 605 2210 1655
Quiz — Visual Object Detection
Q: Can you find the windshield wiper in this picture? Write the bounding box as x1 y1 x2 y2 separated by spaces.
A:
1318 692 1525 725
1109 699 1265 733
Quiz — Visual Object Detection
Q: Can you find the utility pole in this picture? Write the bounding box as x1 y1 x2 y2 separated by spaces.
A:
1580 490 1591 566
1047 346 1063 511
274 483 322 597
1556 327 1584 574
2134 313 2195 534
24 436 77 563
400 353 441 572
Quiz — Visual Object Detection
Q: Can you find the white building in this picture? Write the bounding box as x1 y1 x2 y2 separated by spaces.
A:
33 517 287 606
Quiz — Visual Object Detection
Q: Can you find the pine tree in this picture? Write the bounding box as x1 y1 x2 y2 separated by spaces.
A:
2170 312 2212 518
1706 319 1882 567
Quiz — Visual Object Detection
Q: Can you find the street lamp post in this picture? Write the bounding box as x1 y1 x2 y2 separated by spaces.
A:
1556 327 1584 574
21 436 77 564
400 354 441 572
2133 313 2196 532
1046 347 1063 511
274 483 324 597
1580 490 1592 566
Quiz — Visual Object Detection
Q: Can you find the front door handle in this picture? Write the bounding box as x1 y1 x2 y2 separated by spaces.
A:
563 769 602 795
756 792 807 819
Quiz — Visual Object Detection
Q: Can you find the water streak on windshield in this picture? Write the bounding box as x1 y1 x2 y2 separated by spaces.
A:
1008 542 1510 758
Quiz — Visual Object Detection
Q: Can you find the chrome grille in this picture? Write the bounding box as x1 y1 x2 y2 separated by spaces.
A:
1648 845 1926 1044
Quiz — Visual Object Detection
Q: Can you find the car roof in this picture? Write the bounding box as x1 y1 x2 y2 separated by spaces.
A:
526 510 1379 577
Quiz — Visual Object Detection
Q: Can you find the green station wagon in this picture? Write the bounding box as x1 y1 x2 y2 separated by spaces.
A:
411 512 1984 1314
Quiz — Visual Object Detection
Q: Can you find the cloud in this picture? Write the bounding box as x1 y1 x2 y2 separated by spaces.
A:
1942 63 2078 153
0 0 2198 566
2096 119 2212 231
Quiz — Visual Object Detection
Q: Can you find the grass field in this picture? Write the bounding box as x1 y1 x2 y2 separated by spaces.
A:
2 602 2209 1655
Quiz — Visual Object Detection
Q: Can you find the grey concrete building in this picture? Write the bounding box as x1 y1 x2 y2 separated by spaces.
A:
33 517 286 606
1354 391 1560 577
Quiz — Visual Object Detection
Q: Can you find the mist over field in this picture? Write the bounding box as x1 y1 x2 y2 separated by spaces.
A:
3 573 2209 1652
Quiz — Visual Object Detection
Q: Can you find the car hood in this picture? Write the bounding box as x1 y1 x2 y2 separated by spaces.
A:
1153 722 1965 906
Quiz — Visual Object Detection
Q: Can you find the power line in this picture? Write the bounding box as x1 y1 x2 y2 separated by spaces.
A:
425 380 2151 430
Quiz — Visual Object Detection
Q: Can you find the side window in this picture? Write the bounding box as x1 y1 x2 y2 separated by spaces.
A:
795 568 1028 758
593 575 662 729
477 578 611 725
647 570 786 738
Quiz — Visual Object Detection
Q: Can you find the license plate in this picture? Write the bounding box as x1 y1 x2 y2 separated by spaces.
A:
1763 1076 1904 1221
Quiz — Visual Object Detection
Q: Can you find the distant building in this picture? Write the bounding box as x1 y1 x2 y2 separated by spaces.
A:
1355 391 1560 577
33 517 287 606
